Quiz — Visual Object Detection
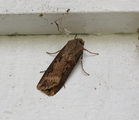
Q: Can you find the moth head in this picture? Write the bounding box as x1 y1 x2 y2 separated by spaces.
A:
76 38 84 46
74 35 84 46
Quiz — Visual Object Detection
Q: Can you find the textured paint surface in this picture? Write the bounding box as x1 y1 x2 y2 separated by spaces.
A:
0 35 139 120
0 0 139 13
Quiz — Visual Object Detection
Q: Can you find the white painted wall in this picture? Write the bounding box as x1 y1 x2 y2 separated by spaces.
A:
0 1 139 119
1 0 139 14
0 34 139 120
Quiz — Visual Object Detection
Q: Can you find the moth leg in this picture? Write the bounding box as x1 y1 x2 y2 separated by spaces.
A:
41 50 60 73
46 50 60 54
40 70 46 73
83 48 99 55
63 84 66 88
81 55 90 76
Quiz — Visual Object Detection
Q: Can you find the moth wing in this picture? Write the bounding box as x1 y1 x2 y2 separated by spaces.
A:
37 39 84 96
37 49 67 90
43 50 83 96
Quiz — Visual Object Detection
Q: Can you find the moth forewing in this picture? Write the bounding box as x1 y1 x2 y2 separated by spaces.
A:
37 38 98 96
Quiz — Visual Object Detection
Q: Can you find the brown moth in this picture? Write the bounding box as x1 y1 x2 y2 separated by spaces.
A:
37 37 99 96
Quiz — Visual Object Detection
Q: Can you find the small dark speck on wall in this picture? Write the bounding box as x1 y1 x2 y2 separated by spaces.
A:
39 14 43 17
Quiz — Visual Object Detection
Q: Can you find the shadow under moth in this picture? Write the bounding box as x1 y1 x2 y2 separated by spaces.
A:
37 36 99 96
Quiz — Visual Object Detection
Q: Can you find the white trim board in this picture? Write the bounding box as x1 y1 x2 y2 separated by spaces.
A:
0 12 139 35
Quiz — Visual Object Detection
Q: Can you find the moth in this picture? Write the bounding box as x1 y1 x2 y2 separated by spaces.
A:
37 36 99 96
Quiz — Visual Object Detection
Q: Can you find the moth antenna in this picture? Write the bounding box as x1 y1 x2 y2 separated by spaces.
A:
81 55 90 76
46 50 60 54
83 48 99 55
